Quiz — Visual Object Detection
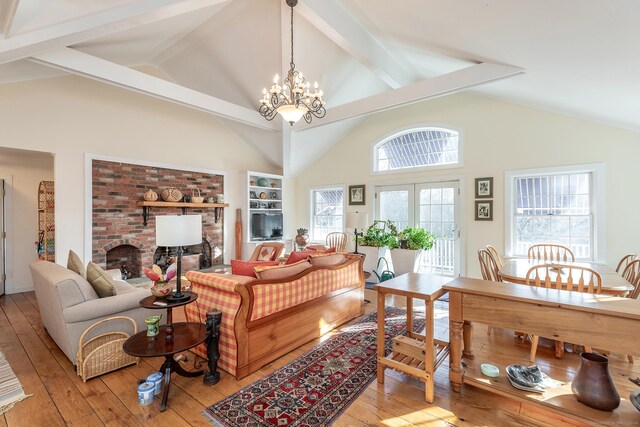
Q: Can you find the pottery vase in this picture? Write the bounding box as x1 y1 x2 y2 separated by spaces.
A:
144 189 158 201
150 281 172 299
295 233 309 249
571 352 620 411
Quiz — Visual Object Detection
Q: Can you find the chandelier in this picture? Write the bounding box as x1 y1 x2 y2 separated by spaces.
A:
258 0 326 126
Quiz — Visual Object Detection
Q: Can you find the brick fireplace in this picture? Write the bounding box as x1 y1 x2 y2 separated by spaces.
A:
92 160 224 278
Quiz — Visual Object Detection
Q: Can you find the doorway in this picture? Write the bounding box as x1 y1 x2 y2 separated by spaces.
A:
0 179 4 296
375 181 461 276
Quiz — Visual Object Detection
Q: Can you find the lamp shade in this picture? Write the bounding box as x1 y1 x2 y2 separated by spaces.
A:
156 215 202 247
345 212 369 231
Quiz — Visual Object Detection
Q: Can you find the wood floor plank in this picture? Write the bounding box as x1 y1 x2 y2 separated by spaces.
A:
66 413 105 427
100 368 189 427
2 295 95 424
0 300 66 427
3 290 628 426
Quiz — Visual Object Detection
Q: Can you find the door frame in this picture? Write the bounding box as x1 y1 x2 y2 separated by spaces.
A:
0 175 13 294
373 174 466 276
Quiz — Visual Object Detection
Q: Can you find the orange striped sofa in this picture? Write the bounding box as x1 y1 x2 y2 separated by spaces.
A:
184 254 365 379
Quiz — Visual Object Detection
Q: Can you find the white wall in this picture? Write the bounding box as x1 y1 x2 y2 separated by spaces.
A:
0 74 281 274
294 92 640 278
0 148 54 293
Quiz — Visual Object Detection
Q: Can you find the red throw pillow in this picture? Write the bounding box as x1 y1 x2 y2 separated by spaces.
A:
231 260 278 278
324 247 337 253
286 250 315 265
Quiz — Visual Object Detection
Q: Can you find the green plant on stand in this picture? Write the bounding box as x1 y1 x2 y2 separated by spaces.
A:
357 220 399 248
398 226 436 250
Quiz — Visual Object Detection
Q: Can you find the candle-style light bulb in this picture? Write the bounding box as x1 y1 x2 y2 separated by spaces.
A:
273 74 280 83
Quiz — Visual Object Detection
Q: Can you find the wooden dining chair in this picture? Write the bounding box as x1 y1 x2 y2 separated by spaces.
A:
478 248 502 335
485 245 504 268
326 232 348 252
616 253 638 274
525 264 602 362
527 244 575 262
621 259 640 363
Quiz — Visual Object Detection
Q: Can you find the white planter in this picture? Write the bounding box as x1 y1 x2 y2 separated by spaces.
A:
390 248 424 276
360 246 394 281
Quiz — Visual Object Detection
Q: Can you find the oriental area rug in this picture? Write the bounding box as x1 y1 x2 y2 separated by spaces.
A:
203 307 425 426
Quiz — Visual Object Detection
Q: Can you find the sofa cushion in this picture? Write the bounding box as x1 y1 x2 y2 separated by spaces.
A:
285 250 315 265
86 262 117 298
254 260 312 280
309 253 346 267
231 260 278 278
324 247 337 254
67 250 85 277
256 246 276 261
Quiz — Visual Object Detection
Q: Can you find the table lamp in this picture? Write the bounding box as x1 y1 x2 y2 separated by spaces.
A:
345 211 369 255
156 215 202 302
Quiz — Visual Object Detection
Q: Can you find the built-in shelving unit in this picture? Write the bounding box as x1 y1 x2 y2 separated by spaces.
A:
135 201 229 225
37 180 55 261
245 171 284 244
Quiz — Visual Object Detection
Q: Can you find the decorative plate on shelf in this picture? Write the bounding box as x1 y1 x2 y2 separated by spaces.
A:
259 192 267 199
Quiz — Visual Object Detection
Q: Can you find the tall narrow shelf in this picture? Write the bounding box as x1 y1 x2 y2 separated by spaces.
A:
246 171 284 243
37 180 55 261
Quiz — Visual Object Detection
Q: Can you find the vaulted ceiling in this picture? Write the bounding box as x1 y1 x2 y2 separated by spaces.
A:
1 0 638 175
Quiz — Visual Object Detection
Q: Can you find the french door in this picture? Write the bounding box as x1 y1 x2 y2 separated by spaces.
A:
376 181 461 276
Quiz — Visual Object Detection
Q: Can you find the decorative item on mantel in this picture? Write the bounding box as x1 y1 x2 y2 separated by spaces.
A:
191 188 204 203
161 188 182 202
144 264 177 299
295 228 309 250
144 189 158 202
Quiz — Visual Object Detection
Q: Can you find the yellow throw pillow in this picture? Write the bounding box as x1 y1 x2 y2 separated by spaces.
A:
67 250 85 277
309 252 346 267
86 262 116 298
254 260 312 280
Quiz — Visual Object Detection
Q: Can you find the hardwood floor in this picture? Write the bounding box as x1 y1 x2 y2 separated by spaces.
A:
0 289 637 426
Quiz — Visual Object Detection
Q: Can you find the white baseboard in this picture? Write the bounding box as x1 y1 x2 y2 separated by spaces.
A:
7 286 34 295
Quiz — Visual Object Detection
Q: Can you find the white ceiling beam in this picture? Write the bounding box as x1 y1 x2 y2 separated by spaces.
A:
296 0 414 89
0 0 230 65
300 63 525 130
30 47 278 131
0 0 19 38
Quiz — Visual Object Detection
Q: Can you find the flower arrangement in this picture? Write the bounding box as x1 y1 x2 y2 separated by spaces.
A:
144 264 177 298
143 264 177 284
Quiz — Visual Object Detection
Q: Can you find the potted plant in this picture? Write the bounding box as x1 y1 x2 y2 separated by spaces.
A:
357 220 399 277
392 226 436 275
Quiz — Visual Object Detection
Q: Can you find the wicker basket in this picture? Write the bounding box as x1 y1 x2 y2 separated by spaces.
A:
191 188 204 203
76 316 139 382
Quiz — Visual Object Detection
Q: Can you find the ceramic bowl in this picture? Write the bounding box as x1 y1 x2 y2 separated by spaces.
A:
150 282 172 299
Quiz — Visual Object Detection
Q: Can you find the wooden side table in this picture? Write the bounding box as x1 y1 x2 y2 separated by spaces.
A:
375 273 452 403
123 293 207 411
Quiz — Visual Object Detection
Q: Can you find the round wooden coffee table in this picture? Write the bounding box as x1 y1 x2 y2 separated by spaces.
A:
124 322 207 411
124 293 207 412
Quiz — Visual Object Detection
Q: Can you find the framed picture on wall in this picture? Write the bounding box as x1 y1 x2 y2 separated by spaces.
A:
475 177 493 198
475 200 493 221
349 185 366 205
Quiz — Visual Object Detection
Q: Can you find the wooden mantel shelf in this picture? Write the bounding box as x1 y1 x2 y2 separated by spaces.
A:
136 201 230 225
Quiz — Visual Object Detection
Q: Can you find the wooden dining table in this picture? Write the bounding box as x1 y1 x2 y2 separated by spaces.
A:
499 258 633 296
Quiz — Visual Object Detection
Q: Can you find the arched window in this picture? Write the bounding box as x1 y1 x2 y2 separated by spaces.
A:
374 127 460 172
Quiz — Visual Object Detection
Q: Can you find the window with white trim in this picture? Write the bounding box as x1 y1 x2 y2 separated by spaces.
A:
374 127 460 172
506 164 604 261
310 188 344 242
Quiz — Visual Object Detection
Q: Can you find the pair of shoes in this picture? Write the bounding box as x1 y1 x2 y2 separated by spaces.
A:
506 365 561 393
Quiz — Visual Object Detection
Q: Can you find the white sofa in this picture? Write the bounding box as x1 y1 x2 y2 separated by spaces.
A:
29 261 155 364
